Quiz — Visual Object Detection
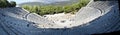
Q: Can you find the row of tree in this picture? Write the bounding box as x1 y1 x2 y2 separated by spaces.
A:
0 0 16 8
22 0 90 15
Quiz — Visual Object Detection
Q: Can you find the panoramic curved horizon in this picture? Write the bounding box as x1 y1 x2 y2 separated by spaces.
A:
0 0 119 35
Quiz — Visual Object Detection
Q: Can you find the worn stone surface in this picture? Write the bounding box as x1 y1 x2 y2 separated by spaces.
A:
0 0 119 35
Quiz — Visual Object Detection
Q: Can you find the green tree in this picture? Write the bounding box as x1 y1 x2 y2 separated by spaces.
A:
0 0 16 8
9 1 16 7
0 0 9 8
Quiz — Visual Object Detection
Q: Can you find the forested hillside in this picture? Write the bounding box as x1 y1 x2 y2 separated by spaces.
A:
19 0 79 6
22 0 90 15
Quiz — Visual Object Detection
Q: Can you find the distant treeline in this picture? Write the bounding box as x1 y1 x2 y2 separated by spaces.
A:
0 0 16 8
22 0 90 15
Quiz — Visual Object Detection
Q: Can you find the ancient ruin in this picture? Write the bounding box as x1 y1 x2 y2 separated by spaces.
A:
0 0 119 35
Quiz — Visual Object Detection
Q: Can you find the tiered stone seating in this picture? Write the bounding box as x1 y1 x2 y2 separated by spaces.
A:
0 0 119 35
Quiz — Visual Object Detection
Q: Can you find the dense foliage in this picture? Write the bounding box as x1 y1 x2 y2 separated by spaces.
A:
0 0 16 8
22 0 90 15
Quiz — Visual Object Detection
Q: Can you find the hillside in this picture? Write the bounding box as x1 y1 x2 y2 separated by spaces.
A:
18 0 79 7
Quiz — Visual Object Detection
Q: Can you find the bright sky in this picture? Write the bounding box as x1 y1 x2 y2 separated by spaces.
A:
8 0 70 4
